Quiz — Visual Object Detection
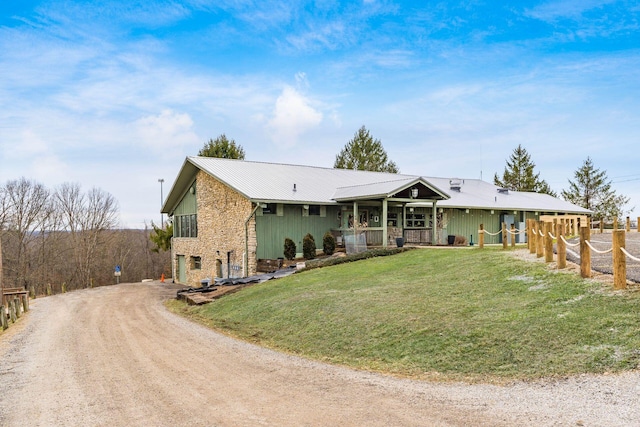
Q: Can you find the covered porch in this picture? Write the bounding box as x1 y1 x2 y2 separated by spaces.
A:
331 177 450 249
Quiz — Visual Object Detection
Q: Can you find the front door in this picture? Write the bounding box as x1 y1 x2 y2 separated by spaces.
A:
177 255 186 284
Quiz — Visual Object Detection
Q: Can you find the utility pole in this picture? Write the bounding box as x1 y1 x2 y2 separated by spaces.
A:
158 178 164 226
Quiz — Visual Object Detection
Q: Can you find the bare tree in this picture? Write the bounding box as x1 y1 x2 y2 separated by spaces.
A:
0 178 52 289
0 178 169 296
54 183 119 288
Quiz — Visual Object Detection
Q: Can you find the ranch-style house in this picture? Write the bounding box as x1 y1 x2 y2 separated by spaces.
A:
161 156 590 286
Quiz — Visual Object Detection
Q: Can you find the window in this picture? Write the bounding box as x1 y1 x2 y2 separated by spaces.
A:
191 256 202 270
406 213 426 228
262 203 277 215
309 205 321 216
387 213 398 227
175 214 198 237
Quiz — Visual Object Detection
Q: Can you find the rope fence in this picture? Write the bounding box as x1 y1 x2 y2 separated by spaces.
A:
477 220 640 290
585 240 613 254
621 248 640 263
478 229 502 236
560 235 580 247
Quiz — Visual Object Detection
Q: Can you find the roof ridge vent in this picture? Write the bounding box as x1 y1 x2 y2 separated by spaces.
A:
449 178 463 191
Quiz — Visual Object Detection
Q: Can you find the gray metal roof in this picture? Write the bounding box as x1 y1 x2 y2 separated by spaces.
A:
412 178 592 214
162 157 591 215
333 177 449 201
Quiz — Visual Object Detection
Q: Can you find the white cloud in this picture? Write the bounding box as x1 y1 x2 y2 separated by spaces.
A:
266 86 323 148
135 109 200 155
525 0 617 22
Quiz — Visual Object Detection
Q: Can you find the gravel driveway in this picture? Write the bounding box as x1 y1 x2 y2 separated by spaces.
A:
1 281 640 426
564 231 640 283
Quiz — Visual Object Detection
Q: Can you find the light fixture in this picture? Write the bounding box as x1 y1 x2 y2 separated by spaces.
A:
411 188 419 199
409 207 414 212
491 210 494 215
465 209 470 214
303 205 309 210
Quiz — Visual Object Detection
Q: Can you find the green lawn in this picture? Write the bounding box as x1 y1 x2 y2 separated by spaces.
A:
167 248 640 382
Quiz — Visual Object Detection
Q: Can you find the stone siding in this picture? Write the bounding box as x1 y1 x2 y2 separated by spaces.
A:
172 171 257 286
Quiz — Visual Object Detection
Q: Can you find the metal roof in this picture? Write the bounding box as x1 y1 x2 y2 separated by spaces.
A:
162 157 448 213
162 157 591 215
333 177 449 201
411 178 592 214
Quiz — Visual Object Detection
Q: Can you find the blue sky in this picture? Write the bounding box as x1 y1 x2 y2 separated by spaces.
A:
1 0 639 227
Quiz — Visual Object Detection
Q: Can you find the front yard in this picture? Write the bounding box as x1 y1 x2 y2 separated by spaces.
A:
168 247 640 382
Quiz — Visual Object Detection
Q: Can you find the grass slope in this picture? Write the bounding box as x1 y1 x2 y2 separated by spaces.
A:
168 248 640 382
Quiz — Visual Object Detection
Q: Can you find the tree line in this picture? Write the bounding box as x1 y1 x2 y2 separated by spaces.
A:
0 179 169 295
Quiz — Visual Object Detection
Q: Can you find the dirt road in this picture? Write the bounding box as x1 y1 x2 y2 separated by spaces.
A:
1 282 639 426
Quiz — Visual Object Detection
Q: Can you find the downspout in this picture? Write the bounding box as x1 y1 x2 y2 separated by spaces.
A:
244 202 262 277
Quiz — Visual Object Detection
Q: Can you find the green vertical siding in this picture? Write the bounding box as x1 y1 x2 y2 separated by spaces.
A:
445 209 560 245
444 208 505 245
174 185 197 215
256 205 342 259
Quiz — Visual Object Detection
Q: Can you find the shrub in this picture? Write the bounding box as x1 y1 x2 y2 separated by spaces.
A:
322 232 336 255
303 233 316 260
284 237 297 260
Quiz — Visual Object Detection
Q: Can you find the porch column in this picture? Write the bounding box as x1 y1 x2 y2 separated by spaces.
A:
352 201 358 235
432 201 438 245
382 198 388 248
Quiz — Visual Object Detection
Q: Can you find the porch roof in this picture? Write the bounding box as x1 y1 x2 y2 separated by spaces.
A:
332 177 449 201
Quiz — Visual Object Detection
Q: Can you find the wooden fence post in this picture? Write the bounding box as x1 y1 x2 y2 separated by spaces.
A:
580 226 591 278
613 218 618 230
1 305 7 330
502 223 507 250
536 221 544 258
22 294 28 312
544 222 553 262
14 297 21 318
557 221 566 269
511 224 516 248
9 300 16 323
600 217 604 234
529 220 536 254
626 217 631 232
479 224 484 248
612 229 626 290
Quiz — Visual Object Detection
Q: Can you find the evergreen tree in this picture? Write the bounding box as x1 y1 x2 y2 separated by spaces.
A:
150 221 173 252
561 157 630 220
198 134 245 159
493 145 556 196
334 126 399 173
